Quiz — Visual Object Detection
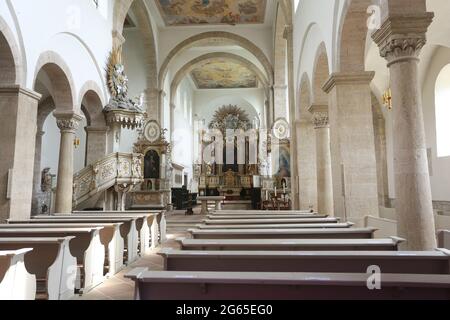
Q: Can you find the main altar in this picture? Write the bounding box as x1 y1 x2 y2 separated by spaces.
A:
196 105 262 202
195 105 293 209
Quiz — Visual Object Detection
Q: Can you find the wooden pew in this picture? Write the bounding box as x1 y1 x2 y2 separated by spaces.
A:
203 217 340 225
159 248 450 274
0 237 76 300
73 210 166 249
0 228 104 293
125 269 450 300
188 228 377 240
196 222 354 230
177 237 404 251
207 214 329 220
210 210 315 215
0 249 36 300
3 222 124 276
438 230 450 249
31 216 139 263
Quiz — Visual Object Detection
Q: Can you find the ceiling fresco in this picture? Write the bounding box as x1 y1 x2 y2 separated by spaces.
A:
155 0 267 26
190 58 258 89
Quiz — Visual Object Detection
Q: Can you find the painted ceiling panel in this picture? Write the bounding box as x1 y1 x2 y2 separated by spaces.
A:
190 58 258 89
156 0 267 26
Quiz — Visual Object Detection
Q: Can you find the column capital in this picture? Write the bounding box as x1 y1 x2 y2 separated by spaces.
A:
322 71 375 94
372 13 434 66
54 111 83 133
308 104 329 129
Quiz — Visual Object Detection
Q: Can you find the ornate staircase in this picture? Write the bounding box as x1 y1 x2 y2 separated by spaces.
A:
72 152 144 210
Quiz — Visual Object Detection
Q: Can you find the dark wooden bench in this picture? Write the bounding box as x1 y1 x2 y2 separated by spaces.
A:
125 269 450 300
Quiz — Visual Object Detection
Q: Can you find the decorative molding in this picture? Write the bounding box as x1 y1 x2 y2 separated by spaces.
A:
0 85 42 101
372 13 434 66
322 71 375 94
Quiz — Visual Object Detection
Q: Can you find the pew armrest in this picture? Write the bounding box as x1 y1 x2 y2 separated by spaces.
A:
390 236 406 244
125 268 148 280
435 248 450 256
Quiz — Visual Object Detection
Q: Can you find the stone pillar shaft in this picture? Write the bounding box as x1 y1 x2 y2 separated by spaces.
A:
54 112 83 214
0 86 41 221
85 126 108 166
372 12 437 250
323 72 379 225
309 105 334 216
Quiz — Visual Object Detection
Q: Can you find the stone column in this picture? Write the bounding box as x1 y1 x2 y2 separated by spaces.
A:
284 25 299 209
54 111 83 214
31 130 45 214
85 126 108 166
372 12 437 250
0 86 41 222
296 119 318 211
309 105 334 216
323 72 379 226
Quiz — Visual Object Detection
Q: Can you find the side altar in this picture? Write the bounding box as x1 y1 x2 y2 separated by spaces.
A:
128 120 172 210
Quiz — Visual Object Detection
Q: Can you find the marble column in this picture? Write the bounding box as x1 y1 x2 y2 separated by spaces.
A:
54 111 83 214
0 86 41 222
323 72 379 226
309 105 334 216
373 12 437 250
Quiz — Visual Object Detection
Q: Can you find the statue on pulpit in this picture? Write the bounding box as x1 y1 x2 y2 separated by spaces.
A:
224 169 236 187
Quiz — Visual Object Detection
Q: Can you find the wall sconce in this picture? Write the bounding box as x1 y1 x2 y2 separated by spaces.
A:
73 137 80 149
382 88 392 110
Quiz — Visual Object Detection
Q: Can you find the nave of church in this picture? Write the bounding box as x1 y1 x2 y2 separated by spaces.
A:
0 0 450 301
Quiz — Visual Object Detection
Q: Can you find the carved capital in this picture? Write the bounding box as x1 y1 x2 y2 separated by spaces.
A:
54 112 83 133
308 104 329 129
372 13 434 66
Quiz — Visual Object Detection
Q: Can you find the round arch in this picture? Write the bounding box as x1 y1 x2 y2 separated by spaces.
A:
311 42 330 105
159 31 274 88
33 51 77 112
0 16 23 86
170 52 270 103
336 0 372 72
298 72 312 120
79 81 106 127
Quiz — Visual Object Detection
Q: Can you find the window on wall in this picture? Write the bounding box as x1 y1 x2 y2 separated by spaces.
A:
435 64 450 158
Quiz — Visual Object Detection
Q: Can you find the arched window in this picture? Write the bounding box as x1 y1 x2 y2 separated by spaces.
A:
435 64 450 158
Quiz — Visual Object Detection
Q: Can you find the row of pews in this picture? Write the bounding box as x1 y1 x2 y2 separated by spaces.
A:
126 209 450 300
0 210 166 300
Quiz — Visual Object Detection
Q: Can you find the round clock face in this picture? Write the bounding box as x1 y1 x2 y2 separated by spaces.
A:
144 121 161 143
273 118 290 140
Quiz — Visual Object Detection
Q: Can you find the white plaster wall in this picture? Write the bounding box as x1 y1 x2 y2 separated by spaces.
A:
172 78 195 183
422 46 450 201
4 0 112 106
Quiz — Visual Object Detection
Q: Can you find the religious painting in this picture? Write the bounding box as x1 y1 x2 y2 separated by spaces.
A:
191 58 258 89
155 0 267 26
144 150 160 179
277 145 291 178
